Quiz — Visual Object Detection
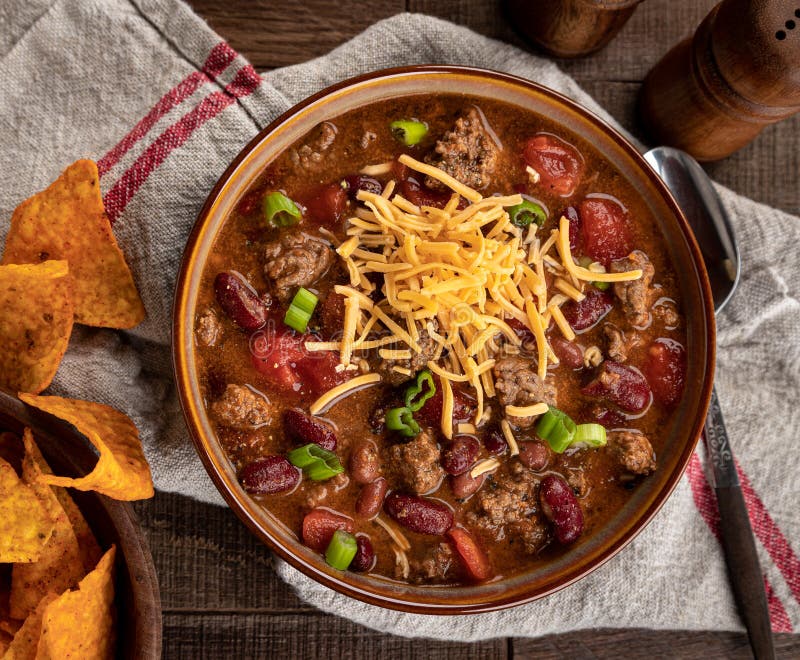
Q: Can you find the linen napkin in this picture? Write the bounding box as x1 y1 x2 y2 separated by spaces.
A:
1 0 798 638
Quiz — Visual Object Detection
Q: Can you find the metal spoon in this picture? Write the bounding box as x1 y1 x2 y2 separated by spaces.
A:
644 146 775 660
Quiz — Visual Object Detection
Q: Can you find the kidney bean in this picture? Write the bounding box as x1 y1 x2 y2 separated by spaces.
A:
539 475 584 544
350 440 381 484
562 205 581 251
450 471 486 499
303 183 348 228
239 456 299 495
355 477 388 519
582 360 651 414
561 288 613 332
518 440 549 471
441 435 480 476
549 336 584 369
447 527 492 581
417 376 475 426
350 534 376 572
483 426 508 455
214 271 269 331
283 408 337 451
302 508 354 553
343 175 383 200
384 493 454 535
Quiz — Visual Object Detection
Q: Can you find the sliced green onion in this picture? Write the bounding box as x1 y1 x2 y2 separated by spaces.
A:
577 256 610 290
263 191 301 228
390 119 428 146
508 200 547 228
535 406 577 453
385 406 420 438
325 529 357 570
283 287 319 333
572 423 607 448
287 443 343 481
404 369 436 412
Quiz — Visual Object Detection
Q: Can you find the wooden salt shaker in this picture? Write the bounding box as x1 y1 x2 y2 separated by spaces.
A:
505 0 644 58
639 0 800 161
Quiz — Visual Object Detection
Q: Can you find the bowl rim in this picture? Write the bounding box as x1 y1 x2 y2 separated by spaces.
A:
0 390 163 658
172 64 716 614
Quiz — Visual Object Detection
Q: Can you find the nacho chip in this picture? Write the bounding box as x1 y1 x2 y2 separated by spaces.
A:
0 261 73 395
1 159 145 329
16 395 153 501
2 593 58 660
0 457 54 563
36 546 116 660
9 431 86 620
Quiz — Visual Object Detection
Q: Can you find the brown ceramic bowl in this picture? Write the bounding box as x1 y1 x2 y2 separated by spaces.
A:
173 66 715 613
0 391 162 658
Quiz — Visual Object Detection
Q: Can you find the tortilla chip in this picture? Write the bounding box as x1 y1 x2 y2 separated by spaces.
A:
2 593 58 660
0 261 73 395
16 395 153 501
36 546 116 660
0 457 54 563
9 431 86 620
1 159 145 329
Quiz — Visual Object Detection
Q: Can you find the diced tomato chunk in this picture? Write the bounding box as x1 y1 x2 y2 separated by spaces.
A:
447 527 492 581
643 338 686 408
579 197 632 266
302 508 355 553
522 134 584 197
303 183 348 228
561 288 613 332
251 328 348 396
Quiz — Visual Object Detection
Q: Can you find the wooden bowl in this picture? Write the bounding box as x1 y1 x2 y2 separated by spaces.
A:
0 391 162 658
173 66 715 613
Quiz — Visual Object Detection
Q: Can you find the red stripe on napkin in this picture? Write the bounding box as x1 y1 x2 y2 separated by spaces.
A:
97 42 237 177
686 454 793 632
736 459 800 606
103 63 261 223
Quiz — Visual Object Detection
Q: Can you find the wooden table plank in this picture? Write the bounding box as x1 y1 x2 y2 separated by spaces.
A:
162 612 507 660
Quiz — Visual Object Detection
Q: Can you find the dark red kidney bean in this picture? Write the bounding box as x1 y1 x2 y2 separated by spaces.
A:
450 471 486 499
539 475 584 544
350 534 376 572
399 177 468 210
350 441 381 485
582 360 651 414
302 508 354 553
343 175 383 200
561 288 613 332
483 426 508 455
356 477 388 519
441 436 480 476
384 493 454 535
283 408 337 451
594 407 625 429
518 441 549 471
417 376 475 426
239 456 299 495
642 338 686 408
562 205 581 251
506 317 534 344
549 336 584 369
214 271 268 331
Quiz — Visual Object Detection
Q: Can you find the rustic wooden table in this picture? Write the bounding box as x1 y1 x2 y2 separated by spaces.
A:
136 1 800 657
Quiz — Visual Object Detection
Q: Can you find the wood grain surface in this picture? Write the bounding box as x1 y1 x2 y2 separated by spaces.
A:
151 0 799 656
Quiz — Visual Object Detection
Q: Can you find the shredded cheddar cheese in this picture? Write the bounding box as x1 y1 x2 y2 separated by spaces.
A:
500 419 520 456
309 161 644 438
470 457 500 478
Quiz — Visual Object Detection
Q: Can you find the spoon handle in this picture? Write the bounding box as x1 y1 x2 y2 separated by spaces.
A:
705 387 776 659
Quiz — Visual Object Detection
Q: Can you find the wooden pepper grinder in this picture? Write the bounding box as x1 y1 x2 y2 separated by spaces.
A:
504 0 644 58
639 0 800 161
